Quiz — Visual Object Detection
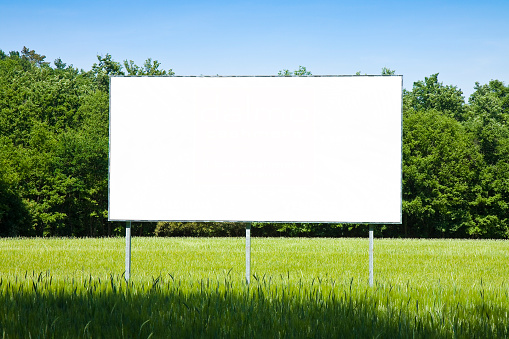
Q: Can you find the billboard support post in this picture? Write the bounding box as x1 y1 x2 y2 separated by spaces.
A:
125 221 131 281
369 224 374 287
246 223 251 284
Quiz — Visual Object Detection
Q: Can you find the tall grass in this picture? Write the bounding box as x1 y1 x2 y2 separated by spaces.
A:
0 237 508 338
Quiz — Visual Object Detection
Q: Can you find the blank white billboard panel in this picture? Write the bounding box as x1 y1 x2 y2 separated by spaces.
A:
109 76 402 223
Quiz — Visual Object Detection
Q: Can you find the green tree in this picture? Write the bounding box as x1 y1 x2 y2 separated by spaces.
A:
21 46 49 67
53 90 110 236
462 80 509 237
381 67 395 75
0 49 179 237
0 140 29 236
124 58 175 76
277 66 311 77
467 80 509 123
53 58 67 70
402 109 483 237
89 54 124 92
405 73 466 121
0 49 110 236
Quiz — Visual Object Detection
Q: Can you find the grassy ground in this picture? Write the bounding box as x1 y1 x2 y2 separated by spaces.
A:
0 237 508 338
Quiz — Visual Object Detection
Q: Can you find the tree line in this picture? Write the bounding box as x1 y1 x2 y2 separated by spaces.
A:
0 47 508 238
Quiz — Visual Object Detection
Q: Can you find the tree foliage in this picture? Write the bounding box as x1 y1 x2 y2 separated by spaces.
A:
1 50 508 238
278 66 311 77
20 46 49 67
381 67 395 75
402 109 482 237
0 50 117 236
0 50 177 236
404 73 466 120
123 58 175 76
399 75 509 238
463 80 509 238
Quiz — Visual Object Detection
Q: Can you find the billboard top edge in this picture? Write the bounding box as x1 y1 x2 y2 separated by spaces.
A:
108 219 402 224
109 74 403 78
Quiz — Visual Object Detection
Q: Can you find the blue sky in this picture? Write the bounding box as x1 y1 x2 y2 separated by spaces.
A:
1 0 507 97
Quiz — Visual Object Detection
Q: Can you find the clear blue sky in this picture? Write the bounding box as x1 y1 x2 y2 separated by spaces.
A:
1 0 507 98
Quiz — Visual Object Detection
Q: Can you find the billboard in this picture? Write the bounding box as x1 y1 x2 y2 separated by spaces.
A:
109 76 402 223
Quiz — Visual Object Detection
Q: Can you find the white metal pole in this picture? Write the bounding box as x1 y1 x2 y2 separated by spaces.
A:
246 223 251 284
125 221 131 281
369 224 374 287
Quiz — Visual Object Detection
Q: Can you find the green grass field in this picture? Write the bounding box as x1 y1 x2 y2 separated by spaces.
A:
0 237 508 338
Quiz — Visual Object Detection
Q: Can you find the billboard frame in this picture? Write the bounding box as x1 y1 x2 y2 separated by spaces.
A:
109 75 403 286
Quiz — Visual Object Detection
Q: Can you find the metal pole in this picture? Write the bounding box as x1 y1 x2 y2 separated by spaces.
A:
246 223 251 284
369 224 374 287
125 221 131 281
